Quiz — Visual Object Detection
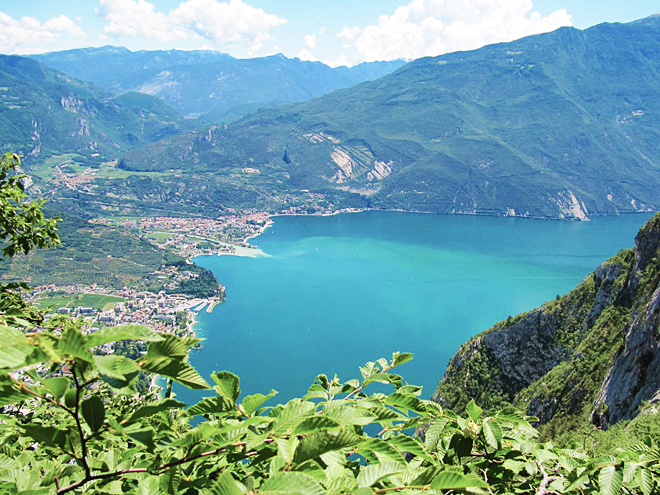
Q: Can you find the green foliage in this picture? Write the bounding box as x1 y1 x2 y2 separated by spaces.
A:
1 149 659 494
0 152 60 258
3 335 660 494
164 256 221 298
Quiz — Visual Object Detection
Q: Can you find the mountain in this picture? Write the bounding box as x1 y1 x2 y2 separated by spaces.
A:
118 16 660 219
0 54 190 165
433 213 660 438
30 47 407 121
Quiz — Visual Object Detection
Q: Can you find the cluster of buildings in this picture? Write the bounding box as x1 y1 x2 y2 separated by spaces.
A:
30 284 220 335
92 213 272 257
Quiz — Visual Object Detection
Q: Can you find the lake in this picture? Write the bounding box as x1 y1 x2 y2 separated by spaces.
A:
178 212 654 406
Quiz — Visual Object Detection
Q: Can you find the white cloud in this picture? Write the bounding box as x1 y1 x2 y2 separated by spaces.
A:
98 0 286 54
351 0 572 63
296 47 316 61
318 26 327 35
337 26 361 40
0 12 86 54
323 52 349 68
304 34 316 49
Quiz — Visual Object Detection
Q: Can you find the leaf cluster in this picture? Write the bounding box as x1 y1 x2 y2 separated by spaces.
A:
2 333 659 495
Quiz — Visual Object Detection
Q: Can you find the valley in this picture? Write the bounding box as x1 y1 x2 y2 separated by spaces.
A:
2 8 660 493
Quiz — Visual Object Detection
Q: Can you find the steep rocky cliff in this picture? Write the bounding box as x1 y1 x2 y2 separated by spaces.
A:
433 214 660 435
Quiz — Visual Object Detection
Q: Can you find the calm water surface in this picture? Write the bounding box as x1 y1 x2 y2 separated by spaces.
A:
178 212 653 405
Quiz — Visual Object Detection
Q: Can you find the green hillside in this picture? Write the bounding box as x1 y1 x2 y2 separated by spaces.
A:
118 16 660 219
0 54 190 166
434 213 660 441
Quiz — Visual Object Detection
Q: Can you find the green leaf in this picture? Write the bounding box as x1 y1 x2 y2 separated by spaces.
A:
0 453 19 469
429 469 489 490
535 448 559 463
40 377 69 400
365 406 403 422
638 468 654 495
466 399 483 422
81 395 105 433
276 436 300 464
128 399 186 423
57 327 93 362
207 471 244 495
356 461 406 488
503 459 524 474
186 396 235 416
212 371 241 402
482 419 502 449
259 472 324 495
138 476 161 495
0 325 27 345
0 376 33 406
495 407 530 425
392 352 413 367
140 358 210 389
558 454 579 473
424 418 449 452
385 393 424 413
623 461 638 483
388 435 432 461
292 429 363 465
125 425 156 451
21 424 70 450
63 388 77 409
159 466 181 495
241 390 277 416
598 465 623 495
94 354 139 380
272 400 316 434
360 438 406 464
294 416 342 434
145 334 199 361
363 373 394 386
0 339 49 374
324 406 377 426
86 325 165 348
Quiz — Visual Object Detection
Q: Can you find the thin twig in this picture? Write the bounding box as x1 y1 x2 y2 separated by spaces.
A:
70 362 91 478
373 485 430 493
57 468 148 494
535 461 562 495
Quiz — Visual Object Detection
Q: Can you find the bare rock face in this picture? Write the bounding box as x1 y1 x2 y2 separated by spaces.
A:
435 214 660 430
591 218 660 426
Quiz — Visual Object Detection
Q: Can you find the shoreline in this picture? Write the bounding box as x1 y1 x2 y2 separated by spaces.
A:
188 208 660 265
271 206 658 223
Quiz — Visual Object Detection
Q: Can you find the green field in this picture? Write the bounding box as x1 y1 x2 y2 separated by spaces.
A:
36 293 125 311
146 231 175 240
28 155 180 181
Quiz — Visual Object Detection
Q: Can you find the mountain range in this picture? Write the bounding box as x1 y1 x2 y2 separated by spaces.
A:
0 54 190 166
116 15 660 219
30 47 407 121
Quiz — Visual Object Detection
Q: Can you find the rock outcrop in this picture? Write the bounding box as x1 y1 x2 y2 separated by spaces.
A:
434 214 660 432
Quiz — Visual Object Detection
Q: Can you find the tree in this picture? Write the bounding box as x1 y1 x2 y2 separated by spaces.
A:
0 152 59 259
0 152 60 326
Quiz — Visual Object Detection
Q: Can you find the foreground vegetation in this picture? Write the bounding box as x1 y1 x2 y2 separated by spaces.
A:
1 153 660 494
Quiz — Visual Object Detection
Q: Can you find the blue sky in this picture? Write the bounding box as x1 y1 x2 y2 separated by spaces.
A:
0 1 658 66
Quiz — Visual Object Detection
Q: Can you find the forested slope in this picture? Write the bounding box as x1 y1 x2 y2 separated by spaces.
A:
118 16 660 218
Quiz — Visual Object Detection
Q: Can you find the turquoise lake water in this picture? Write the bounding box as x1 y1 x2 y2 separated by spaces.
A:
178 212 654 406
